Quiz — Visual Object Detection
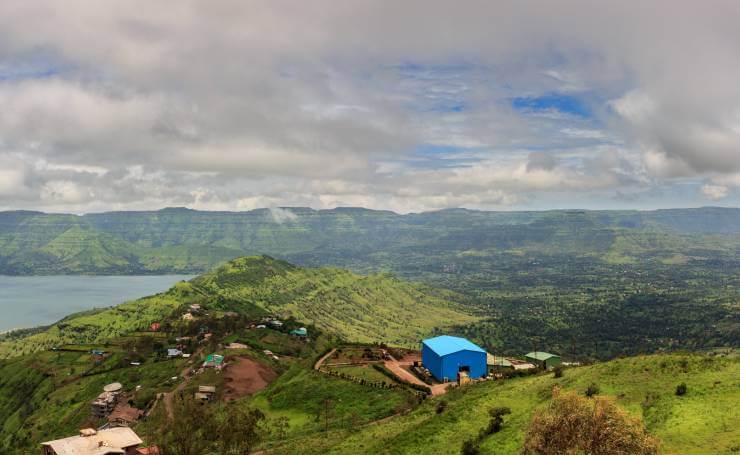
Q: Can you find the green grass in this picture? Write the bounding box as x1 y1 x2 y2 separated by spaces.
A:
244 364 417 447
326 364 397 385
275 354 740 455
192 256 479 346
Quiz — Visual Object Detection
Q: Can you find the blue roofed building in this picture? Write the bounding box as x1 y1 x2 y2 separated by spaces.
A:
421 335 487 382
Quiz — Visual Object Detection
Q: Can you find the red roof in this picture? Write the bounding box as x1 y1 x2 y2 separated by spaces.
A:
137 446 160 455
150 322 161 331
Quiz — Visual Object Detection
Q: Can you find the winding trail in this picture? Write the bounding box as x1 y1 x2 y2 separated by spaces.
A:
314 348 336 370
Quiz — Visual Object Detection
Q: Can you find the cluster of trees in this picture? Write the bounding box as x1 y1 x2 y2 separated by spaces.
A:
152 397 267 455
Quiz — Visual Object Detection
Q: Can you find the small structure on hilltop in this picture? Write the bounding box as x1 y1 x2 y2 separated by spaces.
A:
91 383 122 418
525 352 562 370
41 427 142 455
167 348 182 358
195 385 216 401
421 335 487 383
203 353 224 369
290 327 308 337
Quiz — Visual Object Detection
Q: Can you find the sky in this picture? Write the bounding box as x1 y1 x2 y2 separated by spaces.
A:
0 1 739 214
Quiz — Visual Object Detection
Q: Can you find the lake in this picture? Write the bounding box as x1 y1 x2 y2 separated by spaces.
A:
0 275 194 332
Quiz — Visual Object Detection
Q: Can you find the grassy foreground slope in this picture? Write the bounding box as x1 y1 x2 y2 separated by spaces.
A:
285 354 739 455
0 256 477 358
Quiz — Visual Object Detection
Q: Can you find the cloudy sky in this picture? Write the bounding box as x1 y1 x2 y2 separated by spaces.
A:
0 1 739 213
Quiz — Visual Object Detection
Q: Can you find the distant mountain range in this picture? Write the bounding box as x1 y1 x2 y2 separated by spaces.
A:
0 206 737 275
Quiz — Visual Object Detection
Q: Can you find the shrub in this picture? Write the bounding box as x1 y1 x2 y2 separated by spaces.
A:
436 400 448 414
553 365 564 378
524 387 659 455
675 382 687 396
460 438 480 455
585 382 600 397
481 406 511 436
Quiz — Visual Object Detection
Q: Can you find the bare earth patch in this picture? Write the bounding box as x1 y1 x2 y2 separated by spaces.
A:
222 356 277 400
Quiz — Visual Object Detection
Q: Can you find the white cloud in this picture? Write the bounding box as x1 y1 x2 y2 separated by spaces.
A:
0 1 739 212
701 184 730 201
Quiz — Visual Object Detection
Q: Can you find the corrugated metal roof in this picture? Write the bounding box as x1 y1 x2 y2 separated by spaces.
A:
486 353 512 367
422 335 485 356
525 352 559 361
42 427 142 455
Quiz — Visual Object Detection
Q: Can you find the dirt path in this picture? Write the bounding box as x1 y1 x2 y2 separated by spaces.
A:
384 356 451 396
314 348 336 370
161 361 194 420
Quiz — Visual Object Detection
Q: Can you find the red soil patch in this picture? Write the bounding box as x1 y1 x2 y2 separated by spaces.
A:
222 356 277 400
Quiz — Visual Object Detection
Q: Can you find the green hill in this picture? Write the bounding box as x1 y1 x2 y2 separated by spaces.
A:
0 207 737 276
278 353 740 455
0 256 477 358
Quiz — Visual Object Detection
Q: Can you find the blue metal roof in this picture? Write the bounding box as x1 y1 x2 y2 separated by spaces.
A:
422 335 485 357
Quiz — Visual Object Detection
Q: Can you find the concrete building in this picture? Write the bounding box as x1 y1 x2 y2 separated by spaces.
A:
41 427 142 455
91 383 122 418
525 352 562 370
421 335 487 382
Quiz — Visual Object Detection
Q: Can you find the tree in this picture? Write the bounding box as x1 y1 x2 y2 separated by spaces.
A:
523 387 659 455
160 397 215 455
675 383 687 396
217 406 265 454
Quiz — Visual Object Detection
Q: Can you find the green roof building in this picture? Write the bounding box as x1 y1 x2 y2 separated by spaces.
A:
524 352 561 370
203 354 224 368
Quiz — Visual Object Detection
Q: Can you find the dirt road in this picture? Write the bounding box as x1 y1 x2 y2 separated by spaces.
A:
314 348 336 370
384 356 451 396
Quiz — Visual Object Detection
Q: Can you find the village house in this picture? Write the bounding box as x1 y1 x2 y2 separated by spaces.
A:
194 385 216 401
203 353 224 369
41 427 142 455
91 383 122 418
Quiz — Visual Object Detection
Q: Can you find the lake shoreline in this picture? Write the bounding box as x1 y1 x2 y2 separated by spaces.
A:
0 275 194 333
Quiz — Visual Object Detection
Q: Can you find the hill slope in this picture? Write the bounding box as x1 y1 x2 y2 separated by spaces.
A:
281 354 740 455
0 256 477 358
0 207 737 275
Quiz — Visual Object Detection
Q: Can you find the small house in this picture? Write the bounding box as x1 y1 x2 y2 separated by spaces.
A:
195 385 216 401
41 427 142 455
290 327 308 337
167 348 182 358
524 352 562 370
203 354 224 369
149 322 161 332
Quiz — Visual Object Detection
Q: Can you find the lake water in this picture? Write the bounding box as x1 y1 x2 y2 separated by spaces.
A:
0 275 194 332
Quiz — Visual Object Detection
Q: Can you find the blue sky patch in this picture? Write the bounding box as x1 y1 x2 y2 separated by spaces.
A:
512 93 591 117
